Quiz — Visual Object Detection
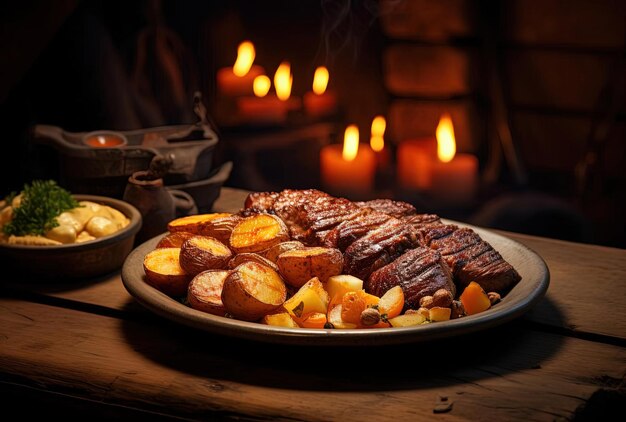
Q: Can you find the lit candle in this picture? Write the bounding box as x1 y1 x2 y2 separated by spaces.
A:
320 124 376 195
429 113 478 203
397 137 437 190
217 41 264 97
370 115 390 171
304 66 338 117
236 64 299 124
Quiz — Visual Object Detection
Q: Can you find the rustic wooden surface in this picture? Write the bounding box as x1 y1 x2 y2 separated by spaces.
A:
1 187 624 421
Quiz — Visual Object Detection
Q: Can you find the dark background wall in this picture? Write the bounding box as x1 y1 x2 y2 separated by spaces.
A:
0 0 624 247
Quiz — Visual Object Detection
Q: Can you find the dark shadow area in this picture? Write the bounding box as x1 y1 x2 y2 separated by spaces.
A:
118 296 566 393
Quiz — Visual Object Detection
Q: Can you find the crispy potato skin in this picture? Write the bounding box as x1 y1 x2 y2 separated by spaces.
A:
228 252 279 272
229 214 289 254
221 261 287 321
276 247 343 288
168 213 232 234
179 236 232 275
143 248 190 296
187 270 230 316
263 241 305 263
156 232 195 249
198 214 242 246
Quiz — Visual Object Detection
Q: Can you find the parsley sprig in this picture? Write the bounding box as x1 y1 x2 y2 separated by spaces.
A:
2 180 79 236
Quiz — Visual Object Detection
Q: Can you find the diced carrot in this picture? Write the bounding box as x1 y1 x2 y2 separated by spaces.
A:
297 312 327 329
460 281 491 315
378 286 404 319
341 291 367 324
357 290 380 308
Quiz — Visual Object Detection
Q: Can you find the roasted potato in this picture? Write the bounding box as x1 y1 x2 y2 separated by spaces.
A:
221 261 287 321
179 236 232 275
276 246 343 287
156 231 195 248
143 248 190 296
228 252 279 272
168 213 232 234
283 277 330 318
263 240 305 263
198 214 243 246
229 214 289 254
187 270 230 316
262 312 300 328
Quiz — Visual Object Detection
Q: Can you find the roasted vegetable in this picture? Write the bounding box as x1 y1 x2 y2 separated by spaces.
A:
229 214 289 254
221 261 287 321
143 248 190 296
179 236 232 275
276 246 343 287
187 270 230 316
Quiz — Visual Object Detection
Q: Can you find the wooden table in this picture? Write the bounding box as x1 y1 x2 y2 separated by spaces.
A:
1 187 624 420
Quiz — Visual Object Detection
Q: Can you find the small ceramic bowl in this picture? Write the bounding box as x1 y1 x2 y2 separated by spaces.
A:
0 195 141 280
82 131 128 148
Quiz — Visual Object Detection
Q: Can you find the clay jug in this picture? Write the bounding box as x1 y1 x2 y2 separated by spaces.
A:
123 170 197 244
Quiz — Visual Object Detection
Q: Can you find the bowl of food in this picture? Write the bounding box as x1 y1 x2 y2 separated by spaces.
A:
0 180 141 280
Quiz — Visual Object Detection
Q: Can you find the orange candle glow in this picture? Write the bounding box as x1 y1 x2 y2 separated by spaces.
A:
429 113 478 202
370 115 390 171
320 125 376 195
304 66 338 117
397 137 437 190
217 41 264 96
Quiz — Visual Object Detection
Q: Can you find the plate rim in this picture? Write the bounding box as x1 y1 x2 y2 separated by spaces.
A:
121 220 550 346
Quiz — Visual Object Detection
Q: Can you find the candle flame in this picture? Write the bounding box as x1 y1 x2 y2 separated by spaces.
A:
436 113 456 163
312 66 329 95
253 75 271 97
370 136 384 152
370 116 386 152
342 124 359 161
233 41 255 77
274 61 293 101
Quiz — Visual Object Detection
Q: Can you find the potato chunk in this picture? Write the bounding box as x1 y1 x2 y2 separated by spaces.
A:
179 236 232 275
229 214 289 254
228 253 279 272
168 213 231 234
263 241 305 263
283 277 330 318
276 247 343 287
262 312 299 328
143 248 190 296
197 214 242 246
221 261 287 321
156 231 195 248
187 270 230 316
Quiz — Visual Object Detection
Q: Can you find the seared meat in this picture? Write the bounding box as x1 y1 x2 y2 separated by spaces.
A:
420 225 521 293
322 211 394 251
343 219 420 281
244 189 521 295
402 213 442 231
367 247 455 309
356 199 416 218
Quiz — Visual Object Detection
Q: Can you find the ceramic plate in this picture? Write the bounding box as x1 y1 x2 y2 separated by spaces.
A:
121 221 549 346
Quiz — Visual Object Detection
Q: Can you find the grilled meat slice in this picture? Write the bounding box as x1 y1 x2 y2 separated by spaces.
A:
367 247 455 309
402 213 442 231
419 225 521 293
356 199 416 218
343 219 420 281
322 211 394 251
244 191 279 211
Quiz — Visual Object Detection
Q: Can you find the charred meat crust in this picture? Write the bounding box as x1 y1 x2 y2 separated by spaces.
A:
367 247 455 310
419 225 522 293
355 199 417 218
343 219 420 281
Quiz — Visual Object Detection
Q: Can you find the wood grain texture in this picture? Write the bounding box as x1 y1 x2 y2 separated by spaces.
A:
0 298 623 421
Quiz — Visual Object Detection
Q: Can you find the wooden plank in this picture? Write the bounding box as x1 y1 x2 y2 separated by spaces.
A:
0 298 623 421
499 232 626 340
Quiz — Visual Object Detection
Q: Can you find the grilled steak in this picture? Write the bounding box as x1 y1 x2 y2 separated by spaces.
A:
356 199 416 218
420 224 521 293
343 219 420 281
367 247 455 309
322 211 394 250
244 189 522 295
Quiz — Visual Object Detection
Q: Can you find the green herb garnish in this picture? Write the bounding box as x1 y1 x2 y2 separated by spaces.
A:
2 180 80 236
